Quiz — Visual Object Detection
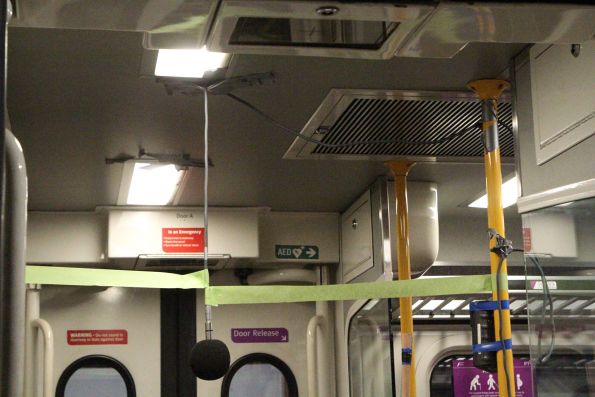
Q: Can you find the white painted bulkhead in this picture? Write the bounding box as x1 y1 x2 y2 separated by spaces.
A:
37 287 161 396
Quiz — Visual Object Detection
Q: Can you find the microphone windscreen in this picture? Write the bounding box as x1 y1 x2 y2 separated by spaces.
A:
189 339 231 380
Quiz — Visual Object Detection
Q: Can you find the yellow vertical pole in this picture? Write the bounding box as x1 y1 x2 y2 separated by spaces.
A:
467 79 515 397
386 160 416 397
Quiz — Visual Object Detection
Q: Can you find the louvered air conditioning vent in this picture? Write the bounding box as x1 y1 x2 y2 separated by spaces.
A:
284 89 514 163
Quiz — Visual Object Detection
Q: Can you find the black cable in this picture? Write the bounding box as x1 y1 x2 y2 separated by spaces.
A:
496 255 514 397
498 120 514 136
198 86 213 339
489 108 514 136
528 255 555 363
513 249 556 363
227 93 483 149
493 245 555 395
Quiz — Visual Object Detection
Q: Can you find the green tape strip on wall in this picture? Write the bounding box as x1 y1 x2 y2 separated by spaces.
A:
25 266 499 306
205 274 493 306
26 266 209 289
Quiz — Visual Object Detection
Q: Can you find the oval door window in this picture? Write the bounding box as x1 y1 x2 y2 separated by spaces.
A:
221 353 298 397
55 355 136 397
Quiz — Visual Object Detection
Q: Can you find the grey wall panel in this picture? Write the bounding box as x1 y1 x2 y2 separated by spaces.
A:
436 214 523 264
515 48 595 199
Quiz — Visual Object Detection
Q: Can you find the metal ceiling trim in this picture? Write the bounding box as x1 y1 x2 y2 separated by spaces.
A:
517 178 595 214
207 0 435 59
284 88 514 163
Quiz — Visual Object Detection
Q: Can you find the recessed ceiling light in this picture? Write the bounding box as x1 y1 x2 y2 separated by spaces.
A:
468 176 519 209
118 161 186 206
154 47 228 79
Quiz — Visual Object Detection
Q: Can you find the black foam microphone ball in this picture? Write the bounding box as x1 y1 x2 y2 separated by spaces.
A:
189 339 231 380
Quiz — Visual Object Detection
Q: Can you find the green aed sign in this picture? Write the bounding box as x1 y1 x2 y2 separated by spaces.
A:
275 245 319 260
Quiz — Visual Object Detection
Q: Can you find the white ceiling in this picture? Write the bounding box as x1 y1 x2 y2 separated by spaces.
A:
7 27 524 216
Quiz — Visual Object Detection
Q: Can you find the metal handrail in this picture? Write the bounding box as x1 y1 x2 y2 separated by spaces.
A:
32 319 54 397
307 315 325 397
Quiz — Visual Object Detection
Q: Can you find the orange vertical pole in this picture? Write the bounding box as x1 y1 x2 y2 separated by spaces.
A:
467 79 515 397
386 160 416 397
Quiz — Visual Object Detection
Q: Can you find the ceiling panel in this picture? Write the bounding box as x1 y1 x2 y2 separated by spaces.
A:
7 27 525 215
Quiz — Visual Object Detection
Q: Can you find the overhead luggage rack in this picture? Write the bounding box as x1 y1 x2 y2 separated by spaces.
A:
390 275 595 322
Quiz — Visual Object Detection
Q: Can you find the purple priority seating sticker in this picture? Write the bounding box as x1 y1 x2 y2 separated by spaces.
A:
231 328 288 343
453 358 534 397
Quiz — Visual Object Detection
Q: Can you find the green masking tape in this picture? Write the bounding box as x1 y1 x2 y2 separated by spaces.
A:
205 274 494 306
25 266 209 290
25 266 496 306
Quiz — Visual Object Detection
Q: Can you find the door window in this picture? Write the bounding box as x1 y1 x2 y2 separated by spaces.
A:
56 355 135 397
221 353 297 397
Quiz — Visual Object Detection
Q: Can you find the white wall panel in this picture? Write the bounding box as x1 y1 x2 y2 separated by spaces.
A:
195 270 316 396
40 287 160 397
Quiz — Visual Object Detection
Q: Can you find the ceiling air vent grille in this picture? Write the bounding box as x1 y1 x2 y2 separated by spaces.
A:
284 89 514 162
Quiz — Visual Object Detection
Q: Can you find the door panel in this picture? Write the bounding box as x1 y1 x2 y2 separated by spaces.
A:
196 270 316 396
40 286 160 397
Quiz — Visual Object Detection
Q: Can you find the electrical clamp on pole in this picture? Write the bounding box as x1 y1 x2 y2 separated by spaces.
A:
386 160 416 397
467 79 516 397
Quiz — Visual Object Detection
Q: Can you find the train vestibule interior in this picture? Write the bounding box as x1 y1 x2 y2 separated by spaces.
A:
1 1 594 397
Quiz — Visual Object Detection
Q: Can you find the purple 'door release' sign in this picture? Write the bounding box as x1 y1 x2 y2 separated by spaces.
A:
453 358 534 397
231 328 288 343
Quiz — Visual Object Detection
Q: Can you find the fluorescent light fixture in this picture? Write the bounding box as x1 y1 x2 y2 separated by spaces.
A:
118 161 185 205
468 176 519 209
421 299 444 311
154 47 228 78
442 299 466 311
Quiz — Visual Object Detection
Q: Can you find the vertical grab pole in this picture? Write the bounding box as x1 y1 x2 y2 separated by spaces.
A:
0 3 9 397
2 130 27 397
386 161 416 397
467 79 515 397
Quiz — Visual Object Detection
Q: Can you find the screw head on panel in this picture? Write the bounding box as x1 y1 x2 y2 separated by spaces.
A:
316 6 339 16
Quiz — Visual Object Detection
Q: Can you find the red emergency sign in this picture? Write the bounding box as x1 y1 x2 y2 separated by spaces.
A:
162 227 204 253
